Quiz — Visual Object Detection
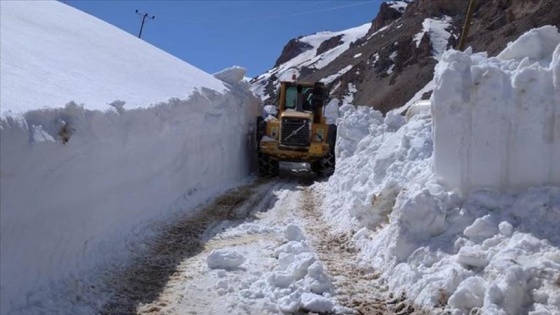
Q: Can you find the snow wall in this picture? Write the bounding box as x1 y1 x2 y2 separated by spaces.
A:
432 26 560 194
0 77 260 314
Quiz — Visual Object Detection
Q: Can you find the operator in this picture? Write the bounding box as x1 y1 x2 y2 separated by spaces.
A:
302 89 313 111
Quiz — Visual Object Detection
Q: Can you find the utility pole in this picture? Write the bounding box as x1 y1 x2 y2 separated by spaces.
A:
135 10 155 39
458 0 476 51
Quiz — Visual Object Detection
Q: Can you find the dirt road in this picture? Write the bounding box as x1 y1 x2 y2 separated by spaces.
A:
101 172 427 315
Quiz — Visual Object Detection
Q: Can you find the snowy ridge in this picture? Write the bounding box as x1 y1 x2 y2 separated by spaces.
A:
0 1 227 117
251 23 370 99
317 26 560 314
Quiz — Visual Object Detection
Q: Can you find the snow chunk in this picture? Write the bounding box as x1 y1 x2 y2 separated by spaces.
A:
497 25 560 63
448 276 486 311
300 292 335 313
285 225 306 242
274 240 311 257
456 246 489 268
207 249 246 270
463 215 498 241
213 66 247 86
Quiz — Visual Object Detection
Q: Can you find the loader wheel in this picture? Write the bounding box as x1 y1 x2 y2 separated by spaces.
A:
312 151 335 177
258 152 279 178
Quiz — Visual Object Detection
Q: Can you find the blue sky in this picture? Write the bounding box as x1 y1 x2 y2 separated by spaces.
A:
65 1 381 78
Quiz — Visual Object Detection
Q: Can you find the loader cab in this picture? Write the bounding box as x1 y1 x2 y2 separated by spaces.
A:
284 85 313 111
279 81 328 122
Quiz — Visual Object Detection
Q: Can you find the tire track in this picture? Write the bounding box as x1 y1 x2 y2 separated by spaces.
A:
100 178 285 314
299 188 431 315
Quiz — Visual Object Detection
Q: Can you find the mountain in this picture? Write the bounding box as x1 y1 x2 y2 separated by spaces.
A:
251 0 560 113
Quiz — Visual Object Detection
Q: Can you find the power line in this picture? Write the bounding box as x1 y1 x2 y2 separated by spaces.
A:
135 10 155 39
162 1 376 24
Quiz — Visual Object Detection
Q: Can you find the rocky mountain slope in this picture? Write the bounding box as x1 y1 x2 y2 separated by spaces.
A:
251 0 560 113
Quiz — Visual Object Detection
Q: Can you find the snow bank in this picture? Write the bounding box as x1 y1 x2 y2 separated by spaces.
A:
0 87 259 314
0 1 261 313
433 25 560 194
318 26 560 315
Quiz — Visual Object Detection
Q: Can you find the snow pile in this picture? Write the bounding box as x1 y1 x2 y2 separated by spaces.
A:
318 26 560 314
433 25 560 194
215 225 349 314
0 1 259 313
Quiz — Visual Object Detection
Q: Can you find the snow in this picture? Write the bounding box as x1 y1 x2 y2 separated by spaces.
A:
321 65 353 85
252 23 370 100
387 0 412 13
0 1 226 117
3 0 560 313
316 26 560 314
214 65 247 86
433 25 560 194
413 16 453 59
0 1 259 313
207 249 247 270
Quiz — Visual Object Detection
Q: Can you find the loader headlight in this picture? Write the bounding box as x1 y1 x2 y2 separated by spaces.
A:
271 126 279 139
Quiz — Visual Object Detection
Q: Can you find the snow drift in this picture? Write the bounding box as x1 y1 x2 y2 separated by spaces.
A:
0 1 259 314
318 26 560 314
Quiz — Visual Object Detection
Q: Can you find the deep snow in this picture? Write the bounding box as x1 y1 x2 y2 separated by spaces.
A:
433 26 560 194
0 1 259 313
317 26 560 314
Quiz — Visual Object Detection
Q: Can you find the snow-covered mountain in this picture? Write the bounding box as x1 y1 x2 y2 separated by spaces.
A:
252 0 560 113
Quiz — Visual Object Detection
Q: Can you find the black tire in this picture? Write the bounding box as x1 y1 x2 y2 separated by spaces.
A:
312 150 335 177
258 152 279 178
311 123 337 177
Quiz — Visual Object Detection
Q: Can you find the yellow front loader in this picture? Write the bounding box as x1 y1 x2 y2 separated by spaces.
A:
256 80 336 177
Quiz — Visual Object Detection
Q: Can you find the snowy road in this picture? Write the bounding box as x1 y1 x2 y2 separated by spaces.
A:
101 170 428 315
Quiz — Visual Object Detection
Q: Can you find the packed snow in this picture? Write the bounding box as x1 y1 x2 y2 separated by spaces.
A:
317 25 560 314
0 1 259 313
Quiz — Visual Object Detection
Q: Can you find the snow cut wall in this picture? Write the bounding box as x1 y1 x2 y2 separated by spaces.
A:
432 26 560 194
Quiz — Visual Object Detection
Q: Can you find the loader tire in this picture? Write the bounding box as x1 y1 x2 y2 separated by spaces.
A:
258 153 279 178
312 151 335 177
